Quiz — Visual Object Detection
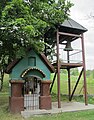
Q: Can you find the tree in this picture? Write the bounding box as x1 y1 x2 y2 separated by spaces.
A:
0 0 73 90
86 69 94 79
86 70 91 78
0 0 11 91
70 68 79 76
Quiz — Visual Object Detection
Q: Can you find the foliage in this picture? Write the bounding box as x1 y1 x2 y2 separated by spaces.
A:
0 0 73 90
0 0 73 59
86 69 94 79
60 69 67 74
70 68 79 76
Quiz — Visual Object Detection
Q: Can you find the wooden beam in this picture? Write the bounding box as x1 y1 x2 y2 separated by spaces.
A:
67 68 71 101
67 51 71 101
70 68 84 101
81 34 88 105
58 32 82 38
50 71 57 93
56 29 61 108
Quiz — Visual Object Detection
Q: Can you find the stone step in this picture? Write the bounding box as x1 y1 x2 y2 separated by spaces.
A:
21 109 51 118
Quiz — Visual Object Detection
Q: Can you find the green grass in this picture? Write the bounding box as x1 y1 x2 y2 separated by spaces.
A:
0 93 94 120
1 74 94 119
0 94 23 120
51 73 94 95
1 98 94 120
51 73 83 94
28 110 94 120
1 74 9 93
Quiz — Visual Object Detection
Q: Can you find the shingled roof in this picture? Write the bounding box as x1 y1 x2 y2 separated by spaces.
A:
60 18 87 32
44 18 87 44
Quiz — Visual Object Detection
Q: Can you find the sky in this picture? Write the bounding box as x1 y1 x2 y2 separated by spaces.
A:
69 0 94 70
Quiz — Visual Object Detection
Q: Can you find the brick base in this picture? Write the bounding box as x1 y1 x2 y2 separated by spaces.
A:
39 95 52 110
9 97 24 114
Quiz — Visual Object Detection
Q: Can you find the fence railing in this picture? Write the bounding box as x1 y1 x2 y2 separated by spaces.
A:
52 48 82 64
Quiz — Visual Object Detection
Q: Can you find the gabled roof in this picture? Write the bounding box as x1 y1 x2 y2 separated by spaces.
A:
60 18 87 32
44 18 88 44
40 53 55 73
5 53 55 74
6 58 20 74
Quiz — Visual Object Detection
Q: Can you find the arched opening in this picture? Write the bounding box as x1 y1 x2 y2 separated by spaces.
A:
24 76 41 110
21 68 46 110
24 76 41 95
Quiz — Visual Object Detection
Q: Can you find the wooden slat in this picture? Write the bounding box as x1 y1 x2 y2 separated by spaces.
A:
52 63 83 69
58 32 82 38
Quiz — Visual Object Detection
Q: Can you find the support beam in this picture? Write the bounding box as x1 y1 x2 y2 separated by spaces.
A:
67 68 71 101
81 34 88 105
50 71 57 93
70 68 84 101
56 29 61 108
58 32 82 38
67 51 71 101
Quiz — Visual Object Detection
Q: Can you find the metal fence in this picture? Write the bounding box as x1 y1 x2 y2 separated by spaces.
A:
24 78 40 110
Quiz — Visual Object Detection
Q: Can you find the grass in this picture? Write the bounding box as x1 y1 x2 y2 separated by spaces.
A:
1 74 94 119
1 99 94 120
28 110 94 120
1 74 9 93
0 93 94 120
51 73 94 95
0 93 23 120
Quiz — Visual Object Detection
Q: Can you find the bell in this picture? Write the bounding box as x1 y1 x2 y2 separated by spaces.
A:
64 41 73 51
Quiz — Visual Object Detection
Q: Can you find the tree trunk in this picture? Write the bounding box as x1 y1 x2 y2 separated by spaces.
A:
0 69 4 91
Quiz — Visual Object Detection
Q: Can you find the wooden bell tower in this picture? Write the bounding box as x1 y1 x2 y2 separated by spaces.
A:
45 18 88 108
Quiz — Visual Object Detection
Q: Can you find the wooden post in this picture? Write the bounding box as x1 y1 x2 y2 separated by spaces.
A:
67 51 71 101
81 34 88 105
67 68 71 101
70 68 84 101
50 71 57 93
56 29 61 108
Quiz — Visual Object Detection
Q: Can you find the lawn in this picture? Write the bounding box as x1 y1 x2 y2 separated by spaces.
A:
1 74 94 120
1 98 94 120
51 72 94 95
28 111 94 120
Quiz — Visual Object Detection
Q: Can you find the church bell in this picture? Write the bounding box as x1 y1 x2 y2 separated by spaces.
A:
64 41 73 51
